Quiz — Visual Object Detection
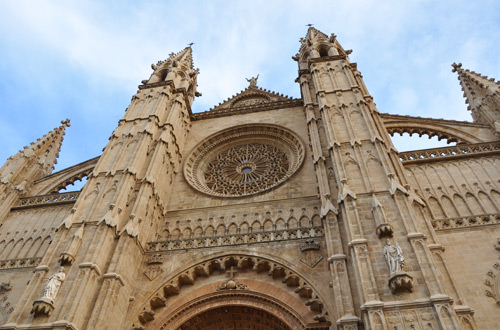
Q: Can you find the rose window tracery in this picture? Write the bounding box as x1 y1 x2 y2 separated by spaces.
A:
184 125 305 198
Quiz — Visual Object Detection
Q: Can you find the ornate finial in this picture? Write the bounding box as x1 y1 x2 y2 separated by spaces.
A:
61 119 71 127
245 74 259 88
188 42 194 47
451 62 463 72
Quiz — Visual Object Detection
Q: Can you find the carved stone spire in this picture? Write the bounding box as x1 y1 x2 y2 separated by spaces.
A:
452 62 500 132
0 119 70 192
0 119 69 221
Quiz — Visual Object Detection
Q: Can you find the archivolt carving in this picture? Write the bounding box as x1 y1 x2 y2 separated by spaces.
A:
131 254 329 328
184 124 305 197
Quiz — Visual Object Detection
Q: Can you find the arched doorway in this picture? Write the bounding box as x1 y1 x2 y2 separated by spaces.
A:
177 306 291 330
130 254 331 330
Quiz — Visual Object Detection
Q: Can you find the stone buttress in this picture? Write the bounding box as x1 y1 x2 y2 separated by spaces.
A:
3 48 198 330
296 28 477 329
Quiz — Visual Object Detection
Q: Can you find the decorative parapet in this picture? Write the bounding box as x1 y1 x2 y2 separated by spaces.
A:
12 191 80 210
146 226 324 253
192 99 303 120
399 141 500 164
0 257 42 270
432 213 500 231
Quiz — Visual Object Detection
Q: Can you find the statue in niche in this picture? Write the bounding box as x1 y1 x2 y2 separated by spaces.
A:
42 267 65 302
384 239 404 274
246 74 259 87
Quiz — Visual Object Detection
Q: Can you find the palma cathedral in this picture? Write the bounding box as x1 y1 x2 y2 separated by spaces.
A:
1 27 500 330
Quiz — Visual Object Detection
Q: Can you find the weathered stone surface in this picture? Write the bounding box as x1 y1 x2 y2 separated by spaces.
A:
1 27 499 330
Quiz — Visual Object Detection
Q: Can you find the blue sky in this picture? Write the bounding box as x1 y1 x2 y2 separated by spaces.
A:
1 1 500 175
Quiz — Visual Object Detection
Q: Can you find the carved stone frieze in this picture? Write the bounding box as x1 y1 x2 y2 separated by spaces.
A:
146 226 323 252
432 213 500 231
216 280 248 291
0 257 42 270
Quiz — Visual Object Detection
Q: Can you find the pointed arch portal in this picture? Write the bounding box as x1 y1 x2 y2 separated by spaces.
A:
130 254 331 330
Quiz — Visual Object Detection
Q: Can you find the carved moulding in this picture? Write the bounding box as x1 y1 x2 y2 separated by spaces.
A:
130 254 330 328
184 124 305 198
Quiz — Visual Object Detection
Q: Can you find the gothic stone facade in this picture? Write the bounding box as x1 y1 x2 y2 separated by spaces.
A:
1 28 500 330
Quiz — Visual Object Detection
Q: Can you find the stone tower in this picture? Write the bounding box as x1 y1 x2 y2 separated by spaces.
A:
1 28 500 330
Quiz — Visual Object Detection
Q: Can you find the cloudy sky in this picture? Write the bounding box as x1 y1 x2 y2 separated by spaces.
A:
1 1 499 177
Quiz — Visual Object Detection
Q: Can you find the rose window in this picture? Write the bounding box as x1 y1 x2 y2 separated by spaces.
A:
184 125 305 198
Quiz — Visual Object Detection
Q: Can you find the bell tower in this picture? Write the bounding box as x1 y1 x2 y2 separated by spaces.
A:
296 27 477 329
7 47 199 329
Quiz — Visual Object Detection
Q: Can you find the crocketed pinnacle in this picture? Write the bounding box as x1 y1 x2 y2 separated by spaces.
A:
452 62 500 125
0 119 70 185
168 46 195 71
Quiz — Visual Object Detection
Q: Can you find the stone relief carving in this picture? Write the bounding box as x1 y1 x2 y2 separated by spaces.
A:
0 282 12 293
144 254 164 281
216 266 248 291
485 258 500 305
300 239 323 268
0 283 14 323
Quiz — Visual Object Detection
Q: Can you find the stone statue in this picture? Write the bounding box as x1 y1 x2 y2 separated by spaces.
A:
246 74 259 87
42 267 65 302
384 239 404 274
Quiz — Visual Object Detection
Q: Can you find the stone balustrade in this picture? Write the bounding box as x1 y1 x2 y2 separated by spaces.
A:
14 191 80 209
146 226 324 252
432 213 500 231
399 141 500 163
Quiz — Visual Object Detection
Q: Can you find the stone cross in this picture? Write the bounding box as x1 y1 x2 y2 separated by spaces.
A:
226 266 238 280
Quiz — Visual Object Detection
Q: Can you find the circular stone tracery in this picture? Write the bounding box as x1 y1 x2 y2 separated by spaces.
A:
184 125 305 198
